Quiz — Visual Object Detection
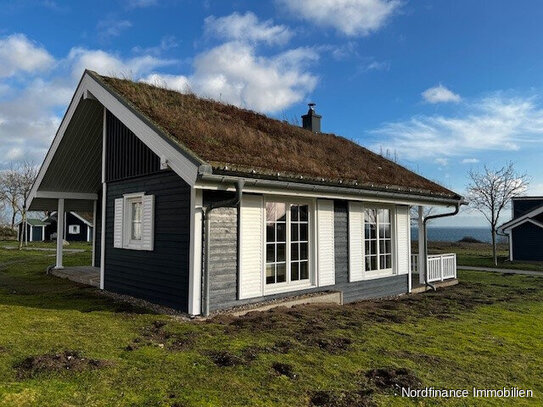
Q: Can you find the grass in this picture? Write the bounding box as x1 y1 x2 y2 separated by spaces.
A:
95 73 456 198
0 241 542 406
424 241 543 272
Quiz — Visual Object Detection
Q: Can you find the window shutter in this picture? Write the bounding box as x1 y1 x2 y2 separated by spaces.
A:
114 198 123 248
239 194 264 299
348 202 364 281
395 205 409 275
317 199 335 286
142 194 155 251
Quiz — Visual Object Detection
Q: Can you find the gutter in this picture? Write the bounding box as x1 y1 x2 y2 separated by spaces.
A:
199 173 462 207
200 179 244 317
422 200 467 290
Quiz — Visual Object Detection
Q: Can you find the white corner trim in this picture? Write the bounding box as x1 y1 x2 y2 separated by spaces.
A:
188 188 203 316
100 106 106 290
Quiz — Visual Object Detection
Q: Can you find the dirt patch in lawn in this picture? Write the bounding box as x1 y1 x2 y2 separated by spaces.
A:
208 279 543 338
126 320 198 352
207 350 244 367
309 389 375 407
365 368 422 393
15 350 110 378
272 362 297 379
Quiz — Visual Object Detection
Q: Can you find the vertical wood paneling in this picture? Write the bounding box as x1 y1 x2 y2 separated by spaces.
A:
105 111 160 181
395 205 410 275
317 199 335 287
239 194 264 299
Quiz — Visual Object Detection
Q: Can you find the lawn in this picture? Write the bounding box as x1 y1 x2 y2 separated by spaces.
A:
0 242 542 406
420 241 543 272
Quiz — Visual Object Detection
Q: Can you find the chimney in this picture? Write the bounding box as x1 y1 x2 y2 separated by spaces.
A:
301 103 321 133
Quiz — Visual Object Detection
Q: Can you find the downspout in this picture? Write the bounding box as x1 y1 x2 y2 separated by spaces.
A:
422 201 465 290
200 179 244 317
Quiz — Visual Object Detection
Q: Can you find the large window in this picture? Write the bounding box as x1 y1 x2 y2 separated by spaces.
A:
364 208 392 272
266 201 310 287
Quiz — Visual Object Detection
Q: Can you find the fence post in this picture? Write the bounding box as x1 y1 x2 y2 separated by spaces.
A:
440 255 444 281
454 254 457 279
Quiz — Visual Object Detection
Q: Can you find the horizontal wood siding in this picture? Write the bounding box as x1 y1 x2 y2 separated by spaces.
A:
512 223 543 261
206 196 407 312
104 171 191 311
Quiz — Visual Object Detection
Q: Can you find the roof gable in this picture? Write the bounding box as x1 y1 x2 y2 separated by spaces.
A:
500 203 543 232
94 73 460 200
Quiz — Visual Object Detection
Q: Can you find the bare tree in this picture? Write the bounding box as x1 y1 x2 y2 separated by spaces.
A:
0 166 22 229
15 163 38 249
467 162 529 265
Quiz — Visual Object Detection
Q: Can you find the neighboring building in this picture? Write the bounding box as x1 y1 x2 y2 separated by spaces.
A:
44 212 94 242
16 212 93 242
499 197 543 262
16 218 48 242
27 70 463 316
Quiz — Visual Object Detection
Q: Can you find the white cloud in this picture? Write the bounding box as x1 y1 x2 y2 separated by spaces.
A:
278 0 402 36
141 73 191 92
461 158 479 164
66 48 175 80
204 12 292 45
422 84 461 103
371 95 543 160
435 158 448 166
97 18 132 40
0 34 54 78
191 42 318 112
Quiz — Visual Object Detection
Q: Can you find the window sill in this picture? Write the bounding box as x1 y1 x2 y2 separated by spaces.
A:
363 269 395 280
263 280 314 296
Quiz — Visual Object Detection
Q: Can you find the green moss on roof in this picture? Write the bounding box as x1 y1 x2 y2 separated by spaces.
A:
94 72 460 199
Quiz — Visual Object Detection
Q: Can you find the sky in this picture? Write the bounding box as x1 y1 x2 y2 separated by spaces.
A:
1 0 542 227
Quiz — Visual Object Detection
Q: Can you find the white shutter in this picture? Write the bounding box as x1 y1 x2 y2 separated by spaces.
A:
348 202 364 282
395 205 409 275
317 199 335 287
239 194 264 299
142 194 155 251
114 198 123 248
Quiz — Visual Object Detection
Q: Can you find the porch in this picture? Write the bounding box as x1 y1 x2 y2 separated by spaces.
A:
50 266 100 287
411 253 458 293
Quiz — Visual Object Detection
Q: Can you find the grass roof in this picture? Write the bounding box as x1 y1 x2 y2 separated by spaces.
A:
93 72 459 199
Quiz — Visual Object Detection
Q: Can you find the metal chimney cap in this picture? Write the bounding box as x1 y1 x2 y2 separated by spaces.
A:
308 102 316 110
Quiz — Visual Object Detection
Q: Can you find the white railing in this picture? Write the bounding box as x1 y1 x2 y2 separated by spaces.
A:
410 253 456 282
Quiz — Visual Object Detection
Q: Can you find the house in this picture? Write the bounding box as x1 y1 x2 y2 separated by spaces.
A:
16 212 93 242
27 70 464 316
44 212 94 242
16 218 48 242
498 196 543 261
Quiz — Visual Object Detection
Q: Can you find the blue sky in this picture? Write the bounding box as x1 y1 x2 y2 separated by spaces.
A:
1 0 542 226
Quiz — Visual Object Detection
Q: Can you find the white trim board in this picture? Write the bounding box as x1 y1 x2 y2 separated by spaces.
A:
28 71 201 210
499 204 543 232
195 180 459 208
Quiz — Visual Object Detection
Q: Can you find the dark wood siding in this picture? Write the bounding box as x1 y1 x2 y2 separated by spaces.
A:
65 213 90 242
105 111 160 182
104 171 191 311
205 195 408 312
511 223 543 261
94 189 102 268
513 199 543 218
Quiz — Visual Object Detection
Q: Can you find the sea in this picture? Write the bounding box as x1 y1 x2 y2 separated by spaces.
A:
411 227 506 243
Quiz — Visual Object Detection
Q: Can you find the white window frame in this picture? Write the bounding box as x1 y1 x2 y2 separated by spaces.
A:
263 196 316 295
123 192 145 251
363 204 396 280
68 224 80 234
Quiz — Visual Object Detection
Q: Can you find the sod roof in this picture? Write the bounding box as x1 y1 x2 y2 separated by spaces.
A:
92 72 460 200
